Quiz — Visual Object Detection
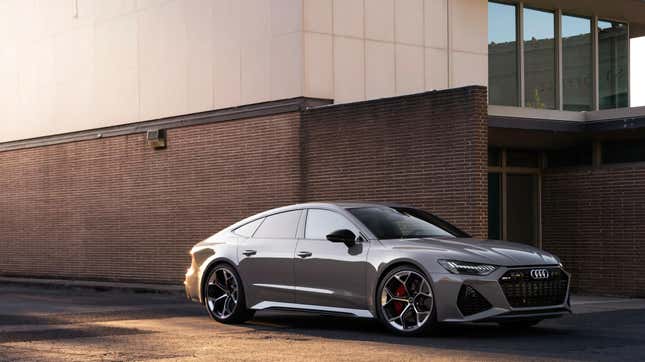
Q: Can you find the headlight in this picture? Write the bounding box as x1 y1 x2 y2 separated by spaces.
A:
438 260 497 276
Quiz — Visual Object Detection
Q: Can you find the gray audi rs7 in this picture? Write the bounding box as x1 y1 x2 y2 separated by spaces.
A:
184 202 571 335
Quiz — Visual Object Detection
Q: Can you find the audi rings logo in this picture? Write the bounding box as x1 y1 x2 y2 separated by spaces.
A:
530 269 550 280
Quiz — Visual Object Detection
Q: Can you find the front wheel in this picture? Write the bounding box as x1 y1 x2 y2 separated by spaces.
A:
204 264 254 324
376 265 439 335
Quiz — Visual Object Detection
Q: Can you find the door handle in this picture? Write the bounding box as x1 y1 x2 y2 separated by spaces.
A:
242 249 257 256
297 251 312 258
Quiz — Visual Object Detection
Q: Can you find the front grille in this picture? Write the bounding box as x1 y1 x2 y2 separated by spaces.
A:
499 268 569 308
458 285 492 316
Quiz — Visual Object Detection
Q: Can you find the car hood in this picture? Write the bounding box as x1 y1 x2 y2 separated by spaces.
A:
380 237 560 267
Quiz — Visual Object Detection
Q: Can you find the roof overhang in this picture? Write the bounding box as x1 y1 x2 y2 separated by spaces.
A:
489 105 645 134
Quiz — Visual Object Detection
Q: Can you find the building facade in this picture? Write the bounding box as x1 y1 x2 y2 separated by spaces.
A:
1 0 645 296
0 0 488 142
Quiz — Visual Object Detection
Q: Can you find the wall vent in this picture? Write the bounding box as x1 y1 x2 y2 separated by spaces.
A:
146 129 167 149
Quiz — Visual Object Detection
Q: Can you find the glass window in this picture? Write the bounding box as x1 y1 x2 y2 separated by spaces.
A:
488 2 518 106
507 174 539 245
305 209 358 240
253 210 301 238
488 147 502 167
603 140 645 164
233 218 264 237
524 8 556 109
562 15 593 111
488 173 502 240
348 207 466 239
598 20 629 109
546 144 592 168
506 149 540 168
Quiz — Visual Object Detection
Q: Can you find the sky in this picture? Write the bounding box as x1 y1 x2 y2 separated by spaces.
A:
632 37 645 107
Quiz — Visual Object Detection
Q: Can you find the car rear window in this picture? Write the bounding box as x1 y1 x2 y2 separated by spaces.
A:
233 218 264 237
253 210 302 238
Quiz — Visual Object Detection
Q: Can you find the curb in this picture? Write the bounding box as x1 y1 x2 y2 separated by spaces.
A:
0 276 184 294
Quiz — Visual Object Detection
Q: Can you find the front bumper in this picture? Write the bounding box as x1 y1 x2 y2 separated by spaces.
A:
430 266 571 323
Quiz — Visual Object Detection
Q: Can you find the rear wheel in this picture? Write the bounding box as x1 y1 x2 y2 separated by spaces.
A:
376 265 438 336
204 264 254 324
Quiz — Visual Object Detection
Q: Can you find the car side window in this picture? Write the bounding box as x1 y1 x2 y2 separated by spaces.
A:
233 218 263 237
305 209 359 240
253 210 301 238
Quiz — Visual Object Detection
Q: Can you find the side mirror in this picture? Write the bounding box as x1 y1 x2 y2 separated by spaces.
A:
326 229 357 247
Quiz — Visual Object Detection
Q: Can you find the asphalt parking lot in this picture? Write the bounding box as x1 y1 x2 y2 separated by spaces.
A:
1 283 645 361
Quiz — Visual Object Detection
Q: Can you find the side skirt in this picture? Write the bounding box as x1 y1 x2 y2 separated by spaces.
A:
250 301 374 318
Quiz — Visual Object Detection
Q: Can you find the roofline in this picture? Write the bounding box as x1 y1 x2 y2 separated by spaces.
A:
231 201 420 227
292 201 417 209
0 97 332 153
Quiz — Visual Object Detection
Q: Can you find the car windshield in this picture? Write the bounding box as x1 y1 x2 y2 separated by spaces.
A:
348 206 468 239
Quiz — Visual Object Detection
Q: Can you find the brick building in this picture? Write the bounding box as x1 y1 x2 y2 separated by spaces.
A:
1 0 645 296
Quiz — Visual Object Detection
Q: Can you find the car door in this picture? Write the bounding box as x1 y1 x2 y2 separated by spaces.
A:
237 209 302 308
294 208 370 309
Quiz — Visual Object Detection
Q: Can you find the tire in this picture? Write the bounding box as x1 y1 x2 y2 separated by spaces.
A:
375 265 439 336
498 319 542 329
203 264 255 324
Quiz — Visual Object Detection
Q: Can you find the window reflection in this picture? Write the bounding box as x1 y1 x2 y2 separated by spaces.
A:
488 2 518 106
562 15 592 111
486 1 630 111
523 8 556 110
598 20 629 109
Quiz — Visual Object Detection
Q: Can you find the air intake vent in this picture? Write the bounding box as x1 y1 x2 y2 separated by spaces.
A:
499 268 569 308
457 285 492 316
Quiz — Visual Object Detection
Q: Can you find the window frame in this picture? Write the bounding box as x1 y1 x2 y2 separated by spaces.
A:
487 1 630 111
488 147 543 248
522 6 557 110
488 0 520 107
561 13 594 112
597 19 630 110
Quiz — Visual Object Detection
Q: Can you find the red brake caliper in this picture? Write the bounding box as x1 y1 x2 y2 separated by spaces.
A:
392 284 407 314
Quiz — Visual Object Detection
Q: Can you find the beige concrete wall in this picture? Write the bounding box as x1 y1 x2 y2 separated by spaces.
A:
0 0 304 142
303 0 488 102
0 0 487 142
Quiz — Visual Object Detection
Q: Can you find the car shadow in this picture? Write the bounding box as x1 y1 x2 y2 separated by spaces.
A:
238 309 645 360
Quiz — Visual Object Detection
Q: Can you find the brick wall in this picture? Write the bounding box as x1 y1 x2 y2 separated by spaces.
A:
301 86 489 238
0 113 303 284
0 86 488 284
543 165 645 297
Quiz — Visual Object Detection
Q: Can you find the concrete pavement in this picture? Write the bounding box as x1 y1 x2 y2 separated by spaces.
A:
1 283 644 361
